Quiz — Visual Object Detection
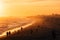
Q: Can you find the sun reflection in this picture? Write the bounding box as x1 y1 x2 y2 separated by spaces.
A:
0 21 35 38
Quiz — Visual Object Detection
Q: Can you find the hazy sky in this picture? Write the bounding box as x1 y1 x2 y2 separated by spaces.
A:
0 0 60 17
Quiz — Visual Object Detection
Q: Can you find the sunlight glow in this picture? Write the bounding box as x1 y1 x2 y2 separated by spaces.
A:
0 0 5 17
0 21 35 38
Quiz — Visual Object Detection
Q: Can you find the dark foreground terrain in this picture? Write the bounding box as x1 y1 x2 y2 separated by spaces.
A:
0 14 60 40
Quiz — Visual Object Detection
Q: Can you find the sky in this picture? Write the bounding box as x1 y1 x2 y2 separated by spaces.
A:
0 0 60 17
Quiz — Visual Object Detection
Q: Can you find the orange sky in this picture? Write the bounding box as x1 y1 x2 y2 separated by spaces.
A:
0 0 60 17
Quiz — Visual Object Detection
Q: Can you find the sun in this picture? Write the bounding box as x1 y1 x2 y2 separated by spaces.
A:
0 0 5 17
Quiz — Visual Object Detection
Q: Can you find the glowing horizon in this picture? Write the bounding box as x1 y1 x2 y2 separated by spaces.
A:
0 0 5 17
0 0 60 17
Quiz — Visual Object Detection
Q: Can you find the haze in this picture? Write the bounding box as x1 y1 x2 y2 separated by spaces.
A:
0 0 60 17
